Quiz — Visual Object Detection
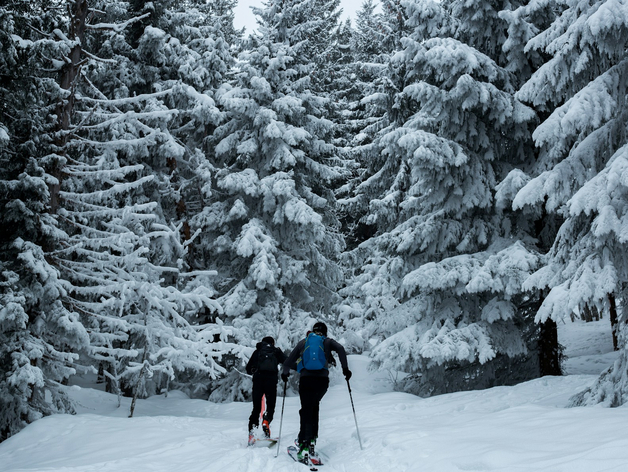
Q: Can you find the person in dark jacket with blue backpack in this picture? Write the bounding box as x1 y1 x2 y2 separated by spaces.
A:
281 321 351 462
246 336 287 444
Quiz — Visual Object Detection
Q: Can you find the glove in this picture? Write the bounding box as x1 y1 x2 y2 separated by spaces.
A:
281 372 289 383
343 368 352 380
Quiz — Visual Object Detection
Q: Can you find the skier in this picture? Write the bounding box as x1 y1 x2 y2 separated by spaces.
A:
246 336 287 445
281 321 352 463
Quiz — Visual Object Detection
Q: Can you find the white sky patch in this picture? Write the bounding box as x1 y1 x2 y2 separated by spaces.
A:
234 0 371 33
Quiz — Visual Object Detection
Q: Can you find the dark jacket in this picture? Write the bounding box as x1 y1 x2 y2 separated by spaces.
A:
282 336 348 378
246 342 287 379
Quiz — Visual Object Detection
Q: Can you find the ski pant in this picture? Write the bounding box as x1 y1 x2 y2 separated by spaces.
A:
248 374 278 431
297 375 329 443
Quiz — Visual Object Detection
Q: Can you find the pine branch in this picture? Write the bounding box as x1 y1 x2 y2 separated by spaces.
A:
87 12 151 33
78 88 174 106
81 49 117 65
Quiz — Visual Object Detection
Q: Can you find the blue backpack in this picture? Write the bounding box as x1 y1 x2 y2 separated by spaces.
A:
298 333 327 372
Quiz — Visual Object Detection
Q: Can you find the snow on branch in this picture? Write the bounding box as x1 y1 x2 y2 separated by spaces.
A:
82 49 117 65
59 175 155 204
65 132 161 150
87 12 151 33
78 89 174 106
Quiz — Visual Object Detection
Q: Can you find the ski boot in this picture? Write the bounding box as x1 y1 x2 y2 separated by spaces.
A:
262 419 271 438
308 438 316 457
308 438 323 465
248 430 256 446
296 440 309 464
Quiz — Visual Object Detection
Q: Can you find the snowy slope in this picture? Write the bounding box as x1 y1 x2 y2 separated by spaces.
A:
558 317 619 376
0 319 626 472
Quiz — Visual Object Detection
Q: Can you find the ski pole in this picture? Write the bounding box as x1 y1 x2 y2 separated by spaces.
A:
275 381 287 458
346 379 363 450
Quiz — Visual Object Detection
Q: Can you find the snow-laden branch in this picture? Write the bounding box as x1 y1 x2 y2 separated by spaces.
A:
63 163 144 178
59 175 155 203
64 132 161 150
82 49 117 65
87 12 151 33
177 270 219 278
78 89 174 106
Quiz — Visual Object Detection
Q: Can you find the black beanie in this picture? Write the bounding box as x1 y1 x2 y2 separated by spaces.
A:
312 322 327 336
262 336 275 345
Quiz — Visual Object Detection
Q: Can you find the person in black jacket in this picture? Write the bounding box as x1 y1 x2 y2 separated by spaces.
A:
246 336 286 442
281 321 351 461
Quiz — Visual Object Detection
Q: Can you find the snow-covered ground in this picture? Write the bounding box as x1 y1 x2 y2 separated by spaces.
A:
1 318 625 472
558 317 618 376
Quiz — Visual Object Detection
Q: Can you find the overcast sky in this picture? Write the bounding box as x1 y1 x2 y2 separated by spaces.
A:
233 0 369 33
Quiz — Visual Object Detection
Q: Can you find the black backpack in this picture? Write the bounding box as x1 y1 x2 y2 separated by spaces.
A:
257 343 277 372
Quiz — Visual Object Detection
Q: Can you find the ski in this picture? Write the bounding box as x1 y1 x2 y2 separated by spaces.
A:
290 440 326 465
310 451 325 466
249 437 278 447
287 445 321 471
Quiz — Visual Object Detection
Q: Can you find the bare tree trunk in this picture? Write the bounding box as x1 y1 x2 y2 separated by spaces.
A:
539 318 562 376
581 304 600 322
609 294 619 351
129 349 149 418
582 305 592 322
97 363 104 384
102 355 122 408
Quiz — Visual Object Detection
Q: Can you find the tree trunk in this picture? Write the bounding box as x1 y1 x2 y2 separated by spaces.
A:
581 304 600 322
129 326 150 418
129 355 148 418
609 294 619 351
539 318 562 376
50 0 89 213
97 363 104 384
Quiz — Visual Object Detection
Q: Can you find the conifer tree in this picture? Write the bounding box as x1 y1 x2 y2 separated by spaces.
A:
0 1 240 429
0 0 90 441
75 0 241 405
496 0 565 376
507 0 628 405
336 0 411 252
193 0 346 368
339 0 541 394
209 0 244 46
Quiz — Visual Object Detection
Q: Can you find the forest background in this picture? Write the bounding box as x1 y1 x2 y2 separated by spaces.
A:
2 0 628 444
